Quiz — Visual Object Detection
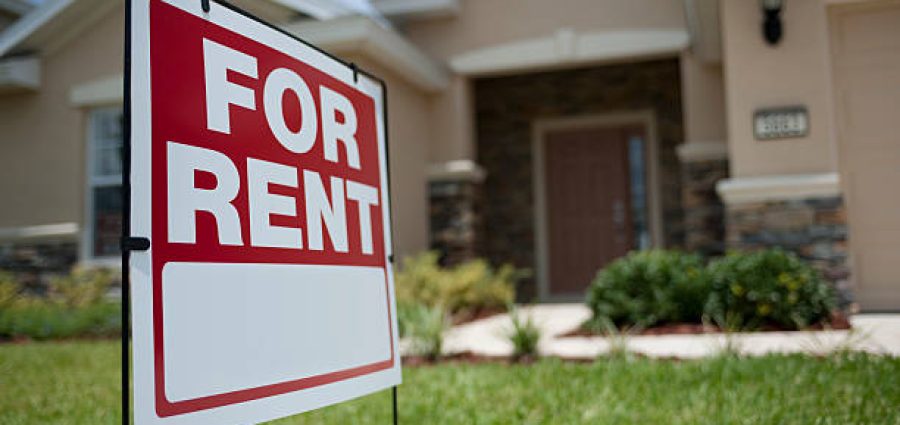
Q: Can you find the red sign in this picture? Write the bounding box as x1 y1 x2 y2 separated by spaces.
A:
128 1 400 423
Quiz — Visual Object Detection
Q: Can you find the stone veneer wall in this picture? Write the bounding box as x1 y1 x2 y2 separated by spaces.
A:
474 59 684 299
429 179 483 266
725 196 852 305
0 239 78 293
682 159 728 256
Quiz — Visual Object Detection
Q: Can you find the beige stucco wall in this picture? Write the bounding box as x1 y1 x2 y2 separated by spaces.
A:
680 53 726 144
0 4 124 231
720 0 838 177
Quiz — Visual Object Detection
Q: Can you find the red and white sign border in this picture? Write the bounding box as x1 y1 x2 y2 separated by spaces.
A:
126 0 401 423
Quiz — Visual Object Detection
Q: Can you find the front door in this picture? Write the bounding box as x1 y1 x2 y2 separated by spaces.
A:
542 125 644 297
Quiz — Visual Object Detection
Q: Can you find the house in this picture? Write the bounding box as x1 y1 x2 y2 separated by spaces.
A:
0 0 897 310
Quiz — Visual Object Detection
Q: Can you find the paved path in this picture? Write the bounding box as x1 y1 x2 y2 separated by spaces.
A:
435 304 900 359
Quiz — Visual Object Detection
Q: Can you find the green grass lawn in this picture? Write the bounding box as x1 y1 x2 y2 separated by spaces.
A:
1 341 898 424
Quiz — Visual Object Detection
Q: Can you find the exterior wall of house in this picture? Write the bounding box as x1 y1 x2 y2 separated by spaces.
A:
0 5 123 231
397 0 708 269
717 0 850 300
0 4 123 284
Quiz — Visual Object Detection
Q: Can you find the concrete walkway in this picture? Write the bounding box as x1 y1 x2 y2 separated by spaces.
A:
434 304 900 359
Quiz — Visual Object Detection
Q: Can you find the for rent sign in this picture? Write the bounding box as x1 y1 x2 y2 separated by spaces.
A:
127 1 400 423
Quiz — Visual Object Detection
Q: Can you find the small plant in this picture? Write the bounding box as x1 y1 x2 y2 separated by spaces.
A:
506 305 541 360
705 249 836 331
801 326 877 357
586 250 710 329
403 303 449 360
592 316 644 359
704 311 745 357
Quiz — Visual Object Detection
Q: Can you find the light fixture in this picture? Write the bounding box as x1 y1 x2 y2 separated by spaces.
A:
761 0 783 46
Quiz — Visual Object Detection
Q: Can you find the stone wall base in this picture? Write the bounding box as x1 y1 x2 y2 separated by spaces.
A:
725 196 852 306
0 239 78 293
429 179 483 266
681 158 728 256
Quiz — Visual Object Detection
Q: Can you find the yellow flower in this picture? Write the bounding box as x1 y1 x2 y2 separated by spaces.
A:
778 272 791 286
730 283 744 297
757 303 772 316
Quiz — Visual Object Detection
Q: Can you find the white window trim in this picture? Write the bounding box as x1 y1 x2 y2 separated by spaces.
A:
80 105 124 266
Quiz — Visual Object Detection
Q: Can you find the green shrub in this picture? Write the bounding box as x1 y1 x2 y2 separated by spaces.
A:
0 268 120 340
506 305 541 359
705 249 836 330
401 303 448 360
395 252 518 317
586 250 711 328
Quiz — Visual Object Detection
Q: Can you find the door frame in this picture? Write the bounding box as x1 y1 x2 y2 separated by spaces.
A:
531 110 664 301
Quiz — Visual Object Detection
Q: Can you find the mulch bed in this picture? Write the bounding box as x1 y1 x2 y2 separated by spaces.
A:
563 312 852 337
450 307 506 326
401 351 597 366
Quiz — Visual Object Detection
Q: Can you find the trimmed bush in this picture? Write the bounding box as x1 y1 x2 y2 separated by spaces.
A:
705 249 836 330
586 250 711 328
395 251 518 318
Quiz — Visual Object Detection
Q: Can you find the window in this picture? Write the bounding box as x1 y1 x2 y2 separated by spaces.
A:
628 133 651 250
86 107 124 258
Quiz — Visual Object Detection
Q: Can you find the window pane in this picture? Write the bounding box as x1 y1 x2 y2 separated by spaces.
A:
92 186 123 257
628 135 651 250
92 109 124 178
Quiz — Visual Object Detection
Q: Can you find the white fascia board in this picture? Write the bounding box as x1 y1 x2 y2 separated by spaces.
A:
0 55 39 92
716 173 842 205
70 74 123 106
450 29 689 76
427 159 485 183
0 222 79 241
0 0 73 57
374 0 459 20
0 0 33 16
283 16 449 92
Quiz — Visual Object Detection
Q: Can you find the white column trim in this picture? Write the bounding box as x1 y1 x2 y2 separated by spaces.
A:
450 29 689 76
0 222 79 241
676 141 728 162
69 74 123 106
716 173 841 205
427 159 485 183
0 55 40 92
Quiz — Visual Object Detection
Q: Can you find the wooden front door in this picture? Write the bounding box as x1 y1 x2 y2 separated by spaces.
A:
543 126 638 296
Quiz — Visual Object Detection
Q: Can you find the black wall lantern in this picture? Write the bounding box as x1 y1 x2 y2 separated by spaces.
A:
761 0 784 45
